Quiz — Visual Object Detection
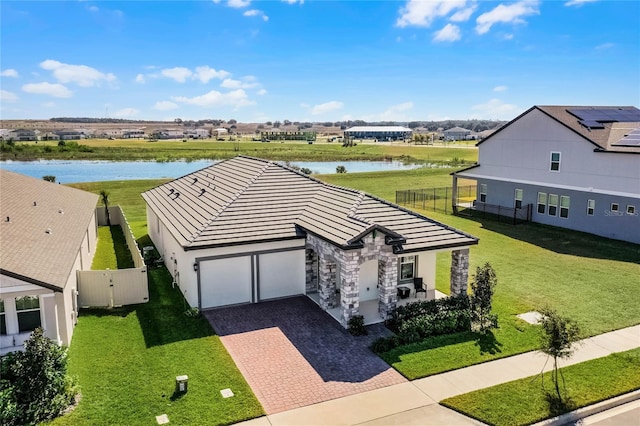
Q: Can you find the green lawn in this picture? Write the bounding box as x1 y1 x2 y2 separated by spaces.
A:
91 226 134 270
441 348 640 426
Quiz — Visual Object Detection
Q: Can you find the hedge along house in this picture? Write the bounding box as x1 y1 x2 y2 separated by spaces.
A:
452 106 640 244
0 170 98 354
142 156 477 326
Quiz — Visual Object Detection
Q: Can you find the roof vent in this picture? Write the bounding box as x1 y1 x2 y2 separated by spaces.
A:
58 209 64 214
199 188 206 196
192 177 198 185
46 228 52 234
33 201 37 206
173 192 180 199
5 216 10 223
169 188 175 195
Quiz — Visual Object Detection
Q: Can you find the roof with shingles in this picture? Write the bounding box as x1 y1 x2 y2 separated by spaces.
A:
0 170 98 291
142 156 477 252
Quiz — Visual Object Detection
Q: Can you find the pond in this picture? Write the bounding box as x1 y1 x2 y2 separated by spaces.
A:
0 159 429 184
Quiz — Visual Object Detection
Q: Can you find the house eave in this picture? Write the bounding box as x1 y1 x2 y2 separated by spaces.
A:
0 269 63 293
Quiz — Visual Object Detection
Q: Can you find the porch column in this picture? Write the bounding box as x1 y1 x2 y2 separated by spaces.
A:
40 293 60 344
378 256 398 319
450 248 470 296
318 255 337 310
452 174 459 213
339 252 360 327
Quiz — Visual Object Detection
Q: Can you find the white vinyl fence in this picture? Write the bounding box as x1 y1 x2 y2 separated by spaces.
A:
78 206 149 308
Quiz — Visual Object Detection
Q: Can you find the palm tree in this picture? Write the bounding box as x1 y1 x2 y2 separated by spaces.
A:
100 190 111 226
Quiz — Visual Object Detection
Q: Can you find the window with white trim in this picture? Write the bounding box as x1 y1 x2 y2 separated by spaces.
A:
514 189 523 209
550 152 561 172
611 203 619 212
587 199 595 216
560 196 570 218
399 256 416 281
537 192 547 214
627 205 636 215
548 194 558 216
479 184 487 203
0 300 5 335
16 296 41 333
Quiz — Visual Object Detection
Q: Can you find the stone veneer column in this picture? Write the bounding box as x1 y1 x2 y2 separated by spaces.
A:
305 249 318 294
339 251 360 327
450 248 470 296
378 257 398 319
318 255 337 310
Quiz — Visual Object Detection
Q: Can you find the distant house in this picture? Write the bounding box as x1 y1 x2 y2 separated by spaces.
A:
185 128 210 139
143 156 477 327
0 171 98 354
156 129 184 139
54 130 83 140
8 129 36 141
214 128 228 137
452 105 640 244
443 127 471 141
123 129 145 139
103 129 123 139
344 126 412 141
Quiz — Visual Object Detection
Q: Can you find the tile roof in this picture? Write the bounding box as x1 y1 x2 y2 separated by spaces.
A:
0 170 98 290
142 156 477 252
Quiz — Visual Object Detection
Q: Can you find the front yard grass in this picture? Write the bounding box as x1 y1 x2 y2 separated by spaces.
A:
441 348 640 426
49 266 263 426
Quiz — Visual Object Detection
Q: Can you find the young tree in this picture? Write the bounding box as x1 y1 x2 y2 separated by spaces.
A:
42 175 56 183
100 189 111 226
336 165 347 173
539 307 581 401
470 262 498 333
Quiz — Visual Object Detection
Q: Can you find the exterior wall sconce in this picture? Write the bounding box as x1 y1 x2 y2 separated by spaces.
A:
193 263 198 272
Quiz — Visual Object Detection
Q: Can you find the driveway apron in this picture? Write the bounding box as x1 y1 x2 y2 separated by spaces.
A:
204 296 406 414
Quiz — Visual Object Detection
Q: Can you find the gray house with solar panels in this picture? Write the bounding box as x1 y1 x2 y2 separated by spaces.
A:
452 106 640 244
343 126 412 141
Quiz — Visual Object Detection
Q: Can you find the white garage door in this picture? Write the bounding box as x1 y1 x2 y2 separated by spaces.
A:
258 251 305 301
200 256 252 308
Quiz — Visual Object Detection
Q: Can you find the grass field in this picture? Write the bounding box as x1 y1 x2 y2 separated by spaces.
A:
91 226 134 270
441 348 640 426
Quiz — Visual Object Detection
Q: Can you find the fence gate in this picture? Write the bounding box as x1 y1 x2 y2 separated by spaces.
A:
78 268 149 308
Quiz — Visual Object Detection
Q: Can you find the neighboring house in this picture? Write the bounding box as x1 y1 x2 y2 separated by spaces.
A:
143 156 478 327
8 129 36 141
344 126 412 141
185 128 210 139
443 127 471 141
214 128 229 137
122 129 145 139
54 130 83 140
156 129 185 139
102 129 123 139
0 171 98 354
452 105 640 244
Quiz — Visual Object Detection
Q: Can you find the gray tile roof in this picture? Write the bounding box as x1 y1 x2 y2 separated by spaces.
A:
0 170 98 290
142 156 477 252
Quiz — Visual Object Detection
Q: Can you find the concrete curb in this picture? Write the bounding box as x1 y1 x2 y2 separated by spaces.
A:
531 389 640 426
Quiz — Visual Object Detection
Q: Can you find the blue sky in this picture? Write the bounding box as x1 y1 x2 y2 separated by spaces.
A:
1 0 638 122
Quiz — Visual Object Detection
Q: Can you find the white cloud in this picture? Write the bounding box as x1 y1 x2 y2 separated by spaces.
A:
243 9 269 21
476 0 540 35
87 5 99 12
194 66 230 83
113 107 139 118
1 90 18 103
135 73 145 83
450 4 477 22
41 101 56 108
228 0 250 8
595 42 614 50
172 89 254 108
564 0 597 6
154 101 179 111
257 89 267 95
470 98 518 119
311 101 344 115
434 24 461 42
396 0 467 28
377 102 414 121
221 76 259 89
22 82 73 98
40 59 116 87
493 85 508 92
161 67 193 83
282 0 304 4
1 69 19 78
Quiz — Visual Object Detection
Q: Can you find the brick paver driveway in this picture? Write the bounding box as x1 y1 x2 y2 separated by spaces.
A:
204 296 406 414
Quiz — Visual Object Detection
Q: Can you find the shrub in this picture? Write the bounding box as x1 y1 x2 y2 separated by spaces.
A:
0 328 77 425
300 167 312 175
348 315 368 336
370 337 396 353
470 263 499 333
336 165 347 173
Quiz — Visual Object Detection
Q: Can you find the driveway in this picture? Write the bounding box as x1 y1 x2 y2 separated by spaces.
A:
204 296 406 414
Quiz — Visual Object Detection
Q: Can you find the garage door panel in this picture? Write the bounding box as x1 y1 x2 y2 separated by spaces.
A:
200 256 252 308
259 251 305 301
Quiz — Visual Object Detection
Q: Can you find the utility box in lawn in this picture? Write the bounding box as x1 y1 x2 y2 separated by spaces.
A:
175 375 188 393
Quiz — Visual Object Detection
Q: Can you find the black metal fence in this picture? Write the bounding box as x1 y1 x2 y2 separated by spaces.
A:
395 185 476 214
458 202 533 225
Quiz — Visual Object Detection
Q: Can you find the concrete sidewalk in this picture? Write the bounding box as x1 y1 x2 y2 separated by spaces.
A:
237 325 639 426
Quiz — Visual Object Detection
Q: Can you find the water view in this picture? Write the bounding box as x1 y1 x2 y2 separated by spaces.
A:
0 159 427 183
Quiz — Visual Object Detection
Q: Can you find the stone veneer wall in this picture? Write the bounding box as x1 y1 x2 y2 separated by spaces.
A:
304 249 318 294
450 248 470 296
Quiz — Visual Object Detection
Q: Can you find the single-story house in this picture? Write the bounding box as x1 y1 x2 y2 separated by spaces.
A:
142 156 478 326
344 126 412 141
0 171 98 354
54 130 83 140
452 105 640 244
443 127 471 141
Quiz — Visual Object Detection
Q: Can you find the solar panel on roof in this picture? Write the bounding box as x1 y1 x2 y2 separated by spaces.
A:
613 128 640 146
568 107 640 123
579 120 605 129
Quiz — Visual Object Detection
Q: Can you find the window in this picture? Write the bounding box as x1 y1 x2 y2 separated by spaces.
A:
399 256 416 281
479 184 487 203
548 194 558 216
560 196 570 218
0 300 5 335
627 205 636 215
611 203 619 212
587 199 595 216
514 189 524 209
550 152 561 172
537 192 547 214
16 296 41 333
